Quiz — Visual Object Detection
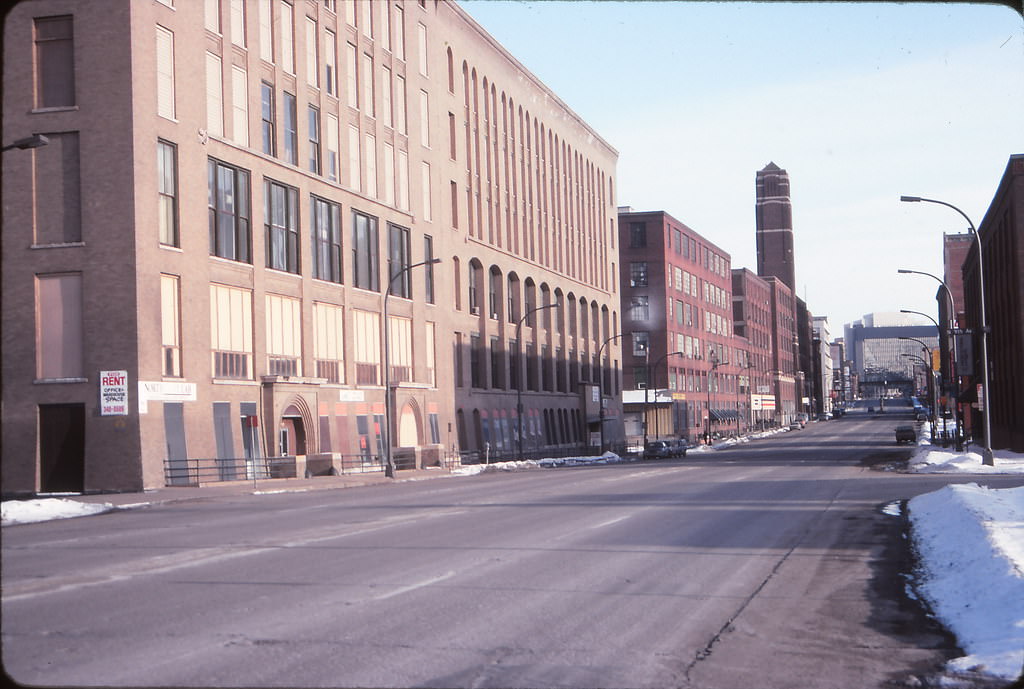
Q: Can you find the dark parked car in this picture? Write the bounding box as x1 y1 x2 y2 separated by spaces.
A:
644 441 672 459
895 425 916 444
669 439 688 457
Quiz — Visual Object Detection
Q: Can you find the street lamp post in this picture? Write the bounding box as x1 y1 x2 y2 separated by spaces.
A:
901 195 993 465
1 133 49 153
704 348 724 445
901 307 962 450
516 301 559 461
644 350 684 449
902 353 936 442
382 257 441 478
596 332 626 453
899 335 939 440
897 272 961 448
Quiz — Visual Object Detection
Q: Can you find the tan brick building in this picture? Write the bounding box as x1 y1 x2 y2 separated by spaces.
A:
2 0 621 494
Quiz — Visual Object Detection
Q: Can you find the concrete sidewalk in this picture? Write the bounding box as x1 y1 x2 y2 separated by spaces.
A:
65 466 457 508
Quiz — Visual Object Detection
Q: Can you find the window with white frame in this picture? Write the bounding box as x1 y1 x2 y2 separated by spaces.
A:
231 65 248 145
313 302 345 383
210 283 253 379
156 26 175 119
266 293 302 376
205 52 223 137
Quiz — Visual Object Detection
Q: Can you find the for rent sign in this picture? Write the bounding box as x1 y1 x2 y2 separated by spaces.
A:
100 370 129 416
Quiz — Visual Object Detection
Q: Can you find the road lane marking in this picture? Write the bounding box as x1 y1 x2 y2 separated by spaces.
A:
370 570 457 601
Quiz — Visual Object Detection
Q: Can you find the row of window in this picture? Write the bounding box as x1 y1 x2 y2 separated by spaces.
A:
627 221 730 279
453 332 620 398
160 277 438 385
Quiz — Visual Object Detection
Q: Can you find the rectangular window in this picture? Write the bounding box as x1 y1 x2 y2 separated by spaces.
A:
352 309 381 385
417 22 427 76
308 105 321 174
632 331 649 357
397 149 409 211
231 65 249 146
281 1 295 73
387 315 412 383
210 283 253 379
424 235 435 303
205 0 221 32
205 52 223 137
394 5 405 60
383 142 395 207
266 293 302 376
631 296 649 321
314 302 345 383
470 335 483 388
156 25 175 119
208 158 252 262
230 0 246 46
361 53 374 118
35 16 75 109
491 337 503 389
346 43 358 108
629 222 646 248
324 29 337 96
345 0 356 26
364 132 377 198
419 90 430 146
381 66 393 127
347 124 361 191
361 0 373 37
157 140 178 246
629 262 648 287
326 113 339 181
260 82 276 156
264 178 299 273
161 274 182 377
395 75 407 134
450 180 459 229
380 1 392 51
283 91 297 164
36 273 83 380
305 16 318 87
311 195 342 283
448 112 456 159
352 210 379 291
259 0 274 62
33 132 81 245
454 332 464 388
387 223 411 298
421 162 432 222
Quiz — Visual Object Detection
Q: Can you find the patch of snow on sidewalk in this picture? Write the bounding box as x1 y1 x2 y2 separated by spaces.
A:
909 483 1024 681
2 498 116 526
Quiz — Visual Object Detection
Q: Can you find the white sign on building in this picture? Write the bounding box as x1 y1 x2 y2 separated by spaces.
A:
137 380 197 414
100 370 129 416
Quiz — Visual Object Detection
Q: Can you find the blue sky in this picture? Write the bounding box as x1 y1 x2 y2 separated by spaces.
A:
459 1 1024 332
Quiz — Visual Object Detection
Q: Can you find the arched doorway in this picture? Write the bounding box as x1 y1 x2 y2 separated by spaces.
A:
279 404 307 456
398 402 421 447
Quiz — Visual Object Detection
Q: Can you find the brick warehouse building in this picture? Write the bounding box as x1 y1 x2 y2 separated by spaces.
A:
617 208 742 446
961 154 1024 452
2 0 622 494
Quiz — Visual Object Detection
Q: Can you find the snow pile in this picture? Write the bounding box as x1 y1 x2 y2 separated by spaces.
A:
908 435 1024 475
909 483 1024 681
2 498 116 526
451 451 631 475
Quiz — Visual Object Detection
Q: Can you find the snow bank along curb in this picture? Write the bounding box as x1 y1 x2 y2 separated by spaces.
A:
908 483 1024 681
1 498 120 526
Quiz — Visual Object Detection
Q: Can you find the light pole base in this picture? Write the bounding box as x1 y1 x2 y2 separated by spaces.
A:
981 447 995 467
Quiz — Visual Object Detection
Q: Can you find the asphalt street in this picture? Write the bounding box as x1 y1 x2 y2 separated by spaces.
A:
4 412 1022 688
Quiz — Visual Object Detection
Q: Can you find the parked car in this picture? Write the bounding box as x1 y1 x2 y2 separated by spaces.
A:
895 425 916 444
914 410 928 422
789 421 802 431
644 441 672 459
669 439 688 457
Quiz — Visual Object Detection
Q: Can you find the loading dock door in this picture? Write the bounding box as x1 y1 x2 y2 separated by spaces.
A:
39 403 85 493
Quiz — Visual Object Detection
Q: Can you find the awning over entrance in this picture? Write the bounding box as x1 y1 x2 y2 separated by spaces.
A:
709 408 738 422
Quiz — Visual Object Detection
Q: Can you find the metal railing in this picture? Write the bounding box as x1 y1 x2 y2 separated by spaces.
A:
163 453 407 487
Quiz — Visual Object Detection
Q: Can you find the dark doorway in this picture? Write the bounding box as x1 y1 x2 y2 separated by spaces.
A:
39 403 85 493
279 404 306 456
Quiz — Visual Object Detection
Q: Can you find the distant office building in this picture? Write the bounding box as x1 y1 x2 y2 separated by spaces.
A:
1 0 622 494
843 314 939 399
961 154 1024 451
755 162 796 291
812 316 833 415
732 268 774 429
618 209 740 445
765 277 799 423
